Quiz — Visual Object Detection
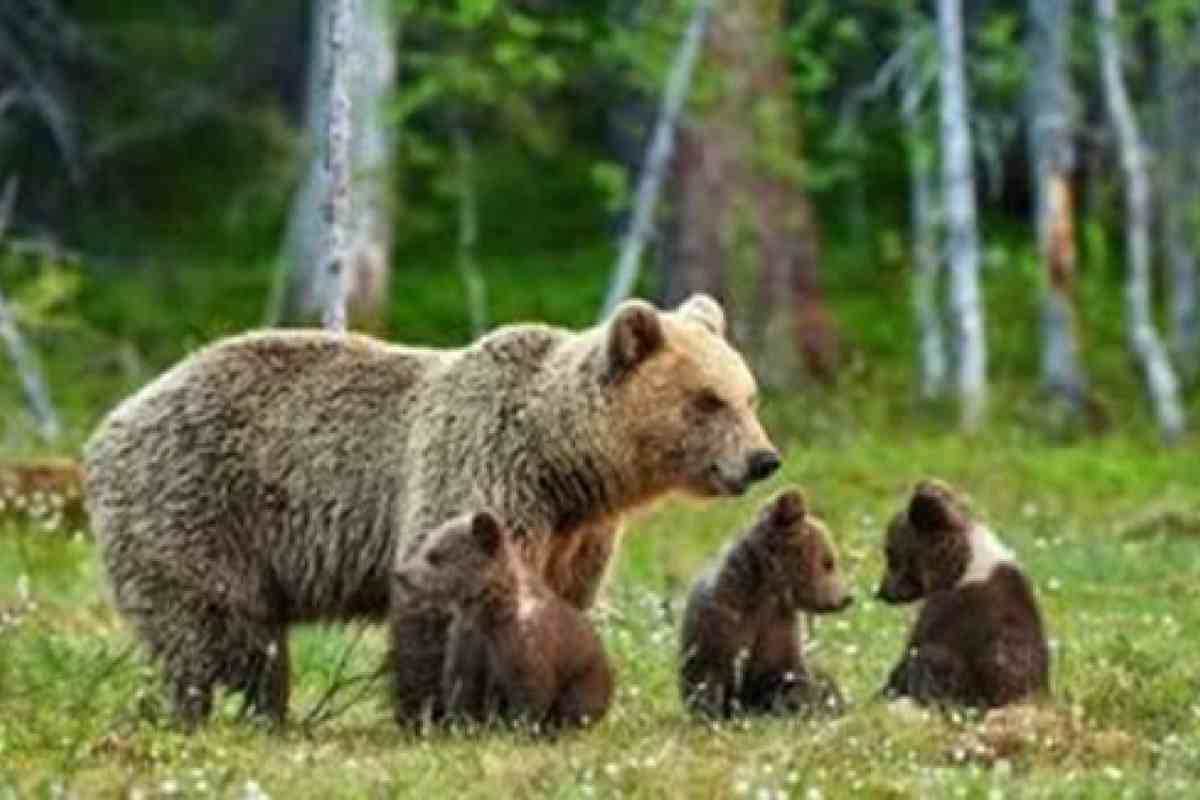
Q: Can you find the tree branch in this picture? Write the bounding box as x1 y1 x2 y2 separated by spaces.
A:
600 0 714 319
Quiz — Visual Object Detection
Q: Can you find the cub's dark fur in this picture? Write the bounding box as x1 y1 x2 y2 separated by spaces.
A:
680 489 852 718
392 511 612 732
877 479 1050 709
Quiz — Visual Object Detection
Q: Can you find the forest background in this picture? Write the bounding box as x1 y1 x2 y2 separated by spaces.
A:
1 1 1199 797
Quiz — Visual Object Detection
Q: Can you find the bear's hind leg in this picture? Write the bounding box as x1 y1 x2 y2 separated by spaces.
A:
144 597 287 729
907 644 976 707
235 626 291 726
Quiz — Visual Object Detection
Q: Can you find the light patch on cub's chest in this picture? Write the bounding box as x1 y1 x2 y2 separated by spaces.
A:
516 585 544 623
958 525 1015 586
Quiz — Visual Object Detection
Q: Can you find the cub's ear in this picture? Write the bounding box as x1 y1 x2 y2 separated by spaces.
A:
607 299 664 380
766 489 807 529
907 479 966 533
469 510 504 556
676 293 726 337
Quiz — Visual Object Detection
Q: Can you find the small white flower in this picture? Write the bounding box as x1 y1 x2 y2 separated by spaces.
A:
241 779 270 800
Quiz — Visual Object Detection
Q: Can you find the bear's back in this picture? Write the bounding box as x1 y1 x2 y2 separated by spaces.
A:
84 330 446 619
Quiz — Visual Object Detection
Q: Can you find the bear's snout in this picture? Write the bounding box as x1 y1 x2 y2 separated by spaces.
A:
876 575 919 605
814 593 854 614
745 449 782 483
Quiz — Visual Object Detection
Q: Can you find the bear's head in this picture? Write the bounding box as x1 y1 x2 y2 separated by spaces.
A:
603 293 779 498
395 509 517 604
753 489 853 613
876 479 974 604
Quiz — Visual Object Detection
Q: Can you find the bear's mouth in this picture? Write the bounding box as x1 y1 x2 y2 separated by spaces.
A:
704 465 749 496
812 595 854 614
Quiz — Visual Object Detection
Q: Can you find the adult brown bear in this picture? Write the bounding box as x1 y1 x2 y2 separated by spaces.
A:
84 294 779 726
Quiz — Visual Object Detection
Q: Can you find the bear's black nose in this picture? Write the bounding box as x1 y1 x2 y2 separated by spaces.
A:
746 450 781 483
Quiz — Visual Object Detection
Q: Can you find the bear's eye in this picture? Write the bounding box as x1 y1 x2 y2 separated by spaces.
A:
426 550 445 568
822 557 834 572
694 390 727 414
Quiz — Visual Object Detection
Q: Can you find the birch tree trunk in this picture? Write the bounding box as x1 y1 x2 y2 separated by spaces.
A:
0 178 60 442
901 40 947 401
320 0 353 332
1097 0 1186 440
600 0 713 318
1029 0 1089 412
1159 18 1200 382
0 289 61 442
937 0 987 430
269 0 394 331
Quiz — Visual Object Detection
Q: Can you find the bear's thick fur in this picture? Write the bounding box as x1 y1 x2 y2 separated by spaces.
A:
391 510 612 732
876 479 1051 709
680 489 852 718
84 294 777 725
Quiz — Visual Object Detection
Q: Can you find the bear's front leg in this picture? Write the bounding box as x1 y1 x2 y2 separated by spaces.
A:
543 519 621 610
880 647 917 701
390 604 454 730
742 618 818 715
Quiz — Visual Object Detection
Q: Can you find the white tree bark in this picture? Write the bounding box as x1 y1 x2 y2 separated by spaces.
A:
270 0 394 331
600 0 714 319
320 0 353 333
345 0 396 329
1029 0 1089 410
901 39 947 401
1160 18 1200 381
0 177 60 442
1097 0 1186 440
937 0 987 430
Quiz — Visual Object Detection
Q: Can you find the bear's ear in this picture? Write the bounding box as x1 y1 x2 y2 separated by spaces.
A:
607 299 664 380
907 480 966 533
766 489 807 529
469 510 503 556
676 293 726 337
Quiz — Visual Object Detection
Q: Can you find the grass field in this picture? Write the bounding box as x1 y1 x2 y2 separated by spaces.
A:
2 400 1198 799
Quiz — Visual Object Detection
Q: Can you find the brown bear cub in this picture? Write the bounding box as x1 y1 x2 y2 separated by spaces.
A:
391 510 612 732
680 489 853 718
876 479 1050 709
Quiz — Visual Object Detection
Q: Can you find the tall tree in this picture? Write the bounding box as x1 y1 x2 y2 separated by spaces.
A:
0 178 59 442
900 22 947 401
666 0 837 384
269 0 395 331
937 0 986 429
1096 0 1186 439
1158 13 1200 382
1028 0 1089 413
601 0 713 318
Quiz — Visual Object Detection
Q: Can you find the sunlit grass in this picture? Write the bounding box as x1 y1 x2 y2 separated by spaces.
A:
1 405 1197 798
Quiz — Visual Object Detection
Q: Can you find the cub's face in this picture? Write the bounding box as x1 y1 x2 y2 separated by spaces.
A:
605 294 780 498
757 490 853 614
876 480 971 604
395 510 512 602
